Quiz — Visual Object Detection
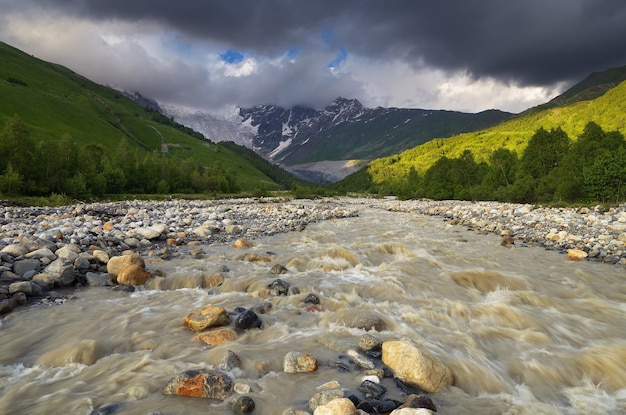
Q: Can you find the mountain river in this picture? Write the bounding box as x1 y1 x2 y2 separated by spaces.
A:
1 203 625 414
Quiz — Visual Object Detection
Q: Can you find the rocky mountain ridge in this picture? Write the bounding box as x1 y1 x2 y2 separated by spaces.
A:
161 98 513 182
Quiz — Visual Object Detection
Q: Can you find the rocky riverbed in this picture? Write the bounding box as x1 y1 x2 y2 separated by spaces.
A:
2 197 625 316
1 196 625 415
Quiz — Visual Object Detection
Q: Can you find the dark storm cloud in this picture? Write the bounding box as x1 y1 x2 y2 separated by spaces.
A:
9 0 626 87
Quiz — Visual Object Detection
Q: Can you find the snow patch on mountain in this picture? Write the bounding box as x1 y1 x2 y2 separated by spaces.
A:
161 103 255 147
270 138 293 158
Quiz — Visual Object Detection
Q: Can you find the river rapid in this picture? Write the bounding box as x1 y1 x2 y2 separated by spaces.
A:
1 202 625 415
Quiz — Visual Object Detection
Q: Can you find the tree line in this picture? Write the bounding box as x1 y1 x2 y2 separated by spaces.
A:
359 121 626 204
0 116 239 199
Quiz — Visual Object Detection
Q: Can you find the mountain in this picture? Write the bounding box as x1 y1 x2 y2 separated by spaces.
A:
239 98 513 168
545 65 626 107
163 97 512 183
0 41 297 193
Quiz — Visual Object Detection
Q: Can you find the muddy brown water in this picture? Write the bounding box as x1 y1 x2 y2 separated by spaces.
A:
1 205 625 414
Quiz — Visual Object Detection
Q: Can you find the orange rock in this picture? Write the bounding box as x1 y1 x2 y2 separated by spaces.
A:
103 221 114 231
567 249 588 262
107 253 145 280
162 369 233 399
116 264 151 285
192 328 238 346
184 305 231 332
202 273 224 289
243 253 272 262
233 238 253 249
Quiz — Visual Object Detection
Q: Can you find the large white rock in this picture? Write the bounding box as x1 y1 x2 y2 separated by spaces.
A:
133 224 167 240
382 339 453 393
313 398 357 415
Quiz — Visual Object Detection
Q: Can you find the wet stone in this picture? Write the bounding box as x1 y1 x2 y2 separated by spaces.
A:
303 293 321 304
13 258 41 276
309 389 345 412
235 309 262 329
184 305 231 332
347 312 385 331
284 351 318 373
347 349 377 370
358 379 387 399
359 334 382 351
231 395 255 414
9 281 32 296
268 278 290 295
399 394 438 412
162 368 233 400
192 328 239 347
218 350 243 372
270 264 288 274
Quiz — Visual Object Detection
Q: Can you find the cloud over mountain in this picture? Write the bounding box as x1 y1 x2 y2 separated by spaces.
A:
2 0 625 112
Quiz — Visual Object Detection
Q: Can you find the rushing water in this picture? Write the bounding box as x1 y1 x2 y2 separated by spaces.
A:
1 203 625 415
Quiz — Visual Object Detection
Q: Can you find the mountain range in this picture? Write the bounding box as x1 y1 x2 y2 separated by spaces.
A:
162 97 513 182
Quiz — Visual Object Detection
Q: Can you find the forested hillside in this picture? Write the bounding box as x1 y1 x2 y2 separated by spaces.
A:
336 78 626 204
0 41 292 198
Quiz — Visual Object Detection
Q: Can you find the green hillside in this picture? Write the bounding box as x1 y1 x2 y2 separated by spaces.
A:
367 78 626 177
0 41 288 196
335 69 626 204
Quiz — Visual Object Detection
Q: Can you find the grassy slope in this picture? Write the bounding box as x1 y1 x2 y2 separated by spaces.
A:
366 79 626 183
0 42 282 192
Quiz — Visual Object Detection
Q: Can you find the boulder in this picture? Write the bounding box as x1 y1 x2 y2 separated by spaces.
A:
86 272 113 287
134 224 167 240
284 351 318 373
184 305 231 332
55 245 80 262
32 273 55 288
24 248 57 260
9 281 32 296
218 350 243 372
116 264 151 286
231 395 255 414
348 312 385 331
44 259 76 286
1 244 28 257
162 369 233 399
309 390 345 412
233 238 253 249
13 258 41 276
382 339 453 393
192 328 239 346
202 273 224 289
107 253 145 280
313 398 358 415
567 249 588 262
92 250 110 264
235 310 262 329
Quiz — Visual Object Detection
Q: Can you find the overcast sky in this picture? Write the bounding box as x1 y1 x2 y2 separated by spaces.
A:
2 0 626 114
